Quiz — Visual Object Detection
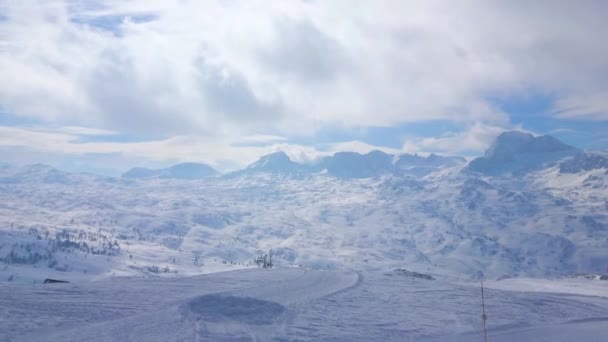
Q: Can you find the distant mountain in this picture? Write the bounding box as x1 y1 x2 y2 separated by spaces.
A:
467 131 578 175
122 167 161 179
122 163 218 180
231 150 396 179
245 152 305 174
162 163 218 179
234 150 465 179
395 153 466 176
320 150 394 178
0 163 106 185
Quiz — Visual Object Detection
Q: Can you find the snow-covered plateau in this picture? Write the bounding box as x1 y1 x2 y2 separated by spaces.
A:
1 268 607 341
1 131 607 340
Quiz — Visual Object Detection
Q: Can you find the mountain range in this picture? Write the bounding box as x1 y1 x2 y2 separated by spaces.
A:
121 131 606 179
1 131 607 283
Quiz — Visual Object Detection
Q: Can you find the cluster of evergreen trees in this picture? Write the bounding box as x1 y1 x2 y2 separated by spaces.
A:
0 227 122 269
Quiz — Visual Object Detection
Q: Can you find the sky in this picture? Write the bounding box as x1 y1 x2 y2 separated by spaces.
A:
0 0 607 175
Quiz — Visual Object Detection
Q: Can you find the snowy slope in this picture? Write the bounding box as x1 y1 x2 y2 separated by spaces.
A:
1 268 607 341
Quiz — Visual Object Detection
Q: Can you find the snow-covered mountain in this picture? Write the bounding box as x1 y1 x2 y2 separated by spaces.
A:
241 151 308 175
395 153 466 176
560 151 608 174
320 150 394 178
1 131 607 284
233 150 465 178
122 163 218 180
468 131 578 175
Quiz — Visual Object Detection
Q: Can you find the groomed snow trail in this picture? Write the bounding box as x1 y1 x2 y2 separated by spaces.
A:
1 268 358 341
1 268 607 341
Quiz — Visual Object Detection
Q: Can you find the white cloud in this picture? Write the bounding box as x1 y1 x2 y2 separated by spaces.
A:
324 140 402 156
234 134 288 145
0 0 606 139
0 125 307 171
0 125 416 172
45 126 117 136
0 1 606 170
401 122 512 156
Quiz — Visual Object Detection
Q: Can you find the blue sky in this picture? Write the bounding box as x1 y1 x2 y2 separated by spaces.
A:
0 1 607 175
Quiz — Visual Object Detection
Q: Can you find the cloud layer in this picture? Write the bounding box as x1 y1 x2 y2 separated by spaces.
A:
0 0 606 171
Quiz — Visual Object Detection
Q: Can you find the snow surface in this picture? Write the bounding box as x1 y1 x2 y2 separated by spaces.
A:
1 268 607 341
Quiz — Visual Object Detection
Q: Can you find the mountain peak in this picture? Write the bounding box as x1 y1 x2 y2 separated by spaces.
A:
122 167 159 179
485 131 534 157
245 151 303 174
468 131 578 175
322 150 394 178
249 152 290 167
162 163 218 179
395 153 465 176
486 131 573 159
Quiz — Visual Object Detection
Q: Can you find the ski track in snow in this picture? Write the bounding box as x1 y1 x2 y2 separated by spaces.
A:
1 268 607 341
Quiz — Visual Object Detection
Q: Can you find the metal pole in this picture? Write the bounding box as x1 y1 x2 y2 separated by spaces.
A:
269 249 273 268
481 281 488 342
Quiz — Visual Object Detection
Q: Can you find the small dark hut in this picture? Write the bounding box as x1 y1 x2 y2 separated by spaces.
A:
43 278 70 284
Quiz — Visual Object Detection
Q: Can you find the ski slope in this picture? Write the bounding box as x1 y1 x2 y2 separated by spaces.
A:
1 268 607 341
